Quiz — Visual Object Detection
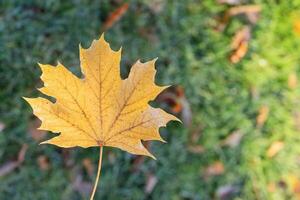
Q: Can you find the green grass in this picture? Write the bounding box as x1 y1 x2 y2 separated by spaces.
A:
1 0 300 199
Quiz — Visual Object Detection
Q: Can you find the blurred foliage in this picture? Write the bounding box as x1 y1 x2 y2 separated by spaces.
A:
1 0 300 199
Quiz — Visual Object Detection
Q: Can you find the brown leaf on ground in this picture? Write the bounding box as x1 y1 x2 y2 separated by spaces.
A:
267 182 276 192
107 151 116 164
131 155 145 172
187 145 205 154
217 0 241 5
267 141 284 158
131 141 150 172
28 119 47 142
180 97 192 127
287 175 300 199
82 158 94 178
230 26 251 64
72 174 93 198
62 149 74 168
0 161 20 177
189 127 202 143
203 161 225 179
231 27 251 49
138 27 158 43
17 144 28 163
227 5 261 23
0 122 5 132
288 73 298 89
157 86 191 127
216 184 239 200
215 5 261 32
37 155 50 171
103 3 129 30
156 86 182 113
0 144 28 177
293 179 300 194
146 0 165 13
187 124 203 152
294 18 300 36
144 173 158 194
256 105 269 127
221 130 243 148
294 112 300 131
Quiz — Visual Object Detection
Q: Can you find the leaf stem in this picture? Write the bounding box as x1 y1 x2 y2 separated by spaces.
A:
90 146 103 200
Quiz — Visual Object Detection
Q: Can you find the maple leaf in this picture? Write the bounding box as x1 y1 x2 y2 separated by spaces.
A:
24 34 179 199
24 35 178 159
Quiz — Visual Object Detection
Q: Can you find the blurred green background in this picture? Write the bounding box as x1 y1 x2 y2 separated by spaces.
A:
2 0 300 199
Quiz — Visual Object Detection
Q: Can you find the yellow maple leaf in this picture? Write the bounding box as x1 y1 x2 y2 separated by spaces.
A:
24 34 179 199
24 34 178 157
